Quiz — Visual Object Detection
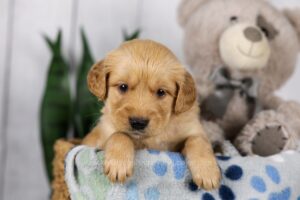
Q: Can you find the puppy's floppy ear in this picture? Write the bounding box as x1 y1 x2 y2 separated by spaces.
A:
87 60 109 101
284 8 300 46
174 71 196 114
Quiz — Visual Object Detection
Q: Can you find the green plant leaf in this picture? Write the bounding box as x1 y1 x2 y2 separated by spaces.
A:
123 29 141 41
40 30 72 182
74 29 104 138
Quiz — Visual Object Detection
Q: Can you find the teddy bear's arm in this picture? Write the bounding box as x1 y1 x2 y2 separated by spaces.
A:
235 96 300 156
277 100 300 132
260 94 300 124
259 94 284 110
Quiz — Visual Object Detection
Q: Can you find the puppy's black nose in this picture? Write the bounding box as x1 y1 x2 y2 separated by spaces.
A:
129 117 149 130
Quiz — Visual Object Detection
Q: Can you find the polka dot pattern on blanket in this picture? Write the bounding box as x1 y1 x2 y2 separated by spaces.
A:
251 176 267 193
188 181 198 192
152 161 167 176
144 187 160 200
166 152 186 180
248 164 294 200
224 165 243 180
144 150 296 200
126 181 138 200
65 145 300 200
202 193 215 200
266 165 280 184
219 185 235 200
268 187 291 200
148 149 160 155
216 156 231 161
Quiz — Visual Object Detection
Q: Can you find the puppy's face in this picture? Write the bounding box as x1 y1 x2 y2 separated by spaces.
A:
88 40 196 139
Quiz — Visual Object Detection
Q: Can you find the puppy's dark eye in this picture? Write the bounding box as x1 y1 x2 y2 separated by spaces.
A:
260 27 269 38
230 16 238 22
156 89 166 98
118 84 128 93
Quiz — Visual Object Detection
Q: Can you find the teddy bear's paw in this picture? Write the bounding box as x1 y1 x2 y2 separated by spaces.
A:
251 125 289 156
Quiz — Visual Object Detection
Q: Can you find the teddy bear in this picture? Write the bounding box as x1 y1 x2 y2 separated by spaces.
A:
178 0 300 156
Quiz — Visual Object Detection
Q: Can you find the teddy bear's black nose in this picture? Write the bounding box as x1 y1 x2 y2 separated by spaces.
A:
129 117 149 130
244 26 263 42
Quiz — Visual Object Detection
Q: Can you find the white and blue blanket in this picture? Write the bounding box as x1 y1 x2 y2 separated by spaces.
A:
65 142 300 200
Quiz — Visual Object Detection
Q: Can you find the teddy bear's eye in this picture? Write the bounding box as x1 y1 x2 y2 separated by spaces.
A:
260 27 270 38
230 16 238 22
118 84 128 93
257 15 278 40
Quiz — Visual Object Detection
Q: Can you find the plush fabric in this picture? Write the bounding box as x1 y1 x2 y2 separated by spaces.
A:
65 142 300 200
178 0 300 157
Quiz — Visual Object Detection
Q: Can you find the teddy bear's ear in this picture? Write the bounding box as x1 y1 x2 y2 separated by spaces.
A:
178 0 207 27
284 8 300 45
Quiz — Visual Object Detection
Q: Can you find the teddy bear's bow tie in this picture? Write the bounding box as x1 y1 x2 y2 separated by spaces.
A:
211 67 258 99
201 67 260 120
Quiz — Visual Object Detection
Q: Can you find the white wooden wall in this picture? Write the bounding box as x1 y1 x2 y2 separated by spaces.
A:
0 0 299 199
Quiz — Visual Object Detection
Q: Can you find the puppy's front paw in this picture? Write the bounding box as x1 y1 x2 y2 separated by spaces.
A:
104 150 133 183
189 158 221 191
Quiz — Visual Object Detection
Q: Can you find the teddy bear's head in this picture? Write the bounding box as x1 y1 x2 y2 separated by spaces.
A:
178 0 300 97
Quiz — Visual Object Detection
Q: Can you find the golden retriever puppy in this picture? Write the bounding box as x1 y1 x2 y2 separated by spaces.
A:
82 39 221 190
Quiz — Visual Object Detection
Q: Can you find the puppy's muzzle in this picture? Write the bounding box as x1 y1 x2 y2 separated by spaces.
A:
129 117 149 131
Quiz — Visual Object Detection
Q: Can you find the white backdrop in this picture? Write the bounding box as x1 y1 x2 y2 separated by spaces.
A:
0 0 299 199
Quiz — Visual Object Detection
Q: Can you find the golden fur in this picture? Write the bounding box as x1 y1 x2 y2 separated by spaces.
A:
83 39 221 190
